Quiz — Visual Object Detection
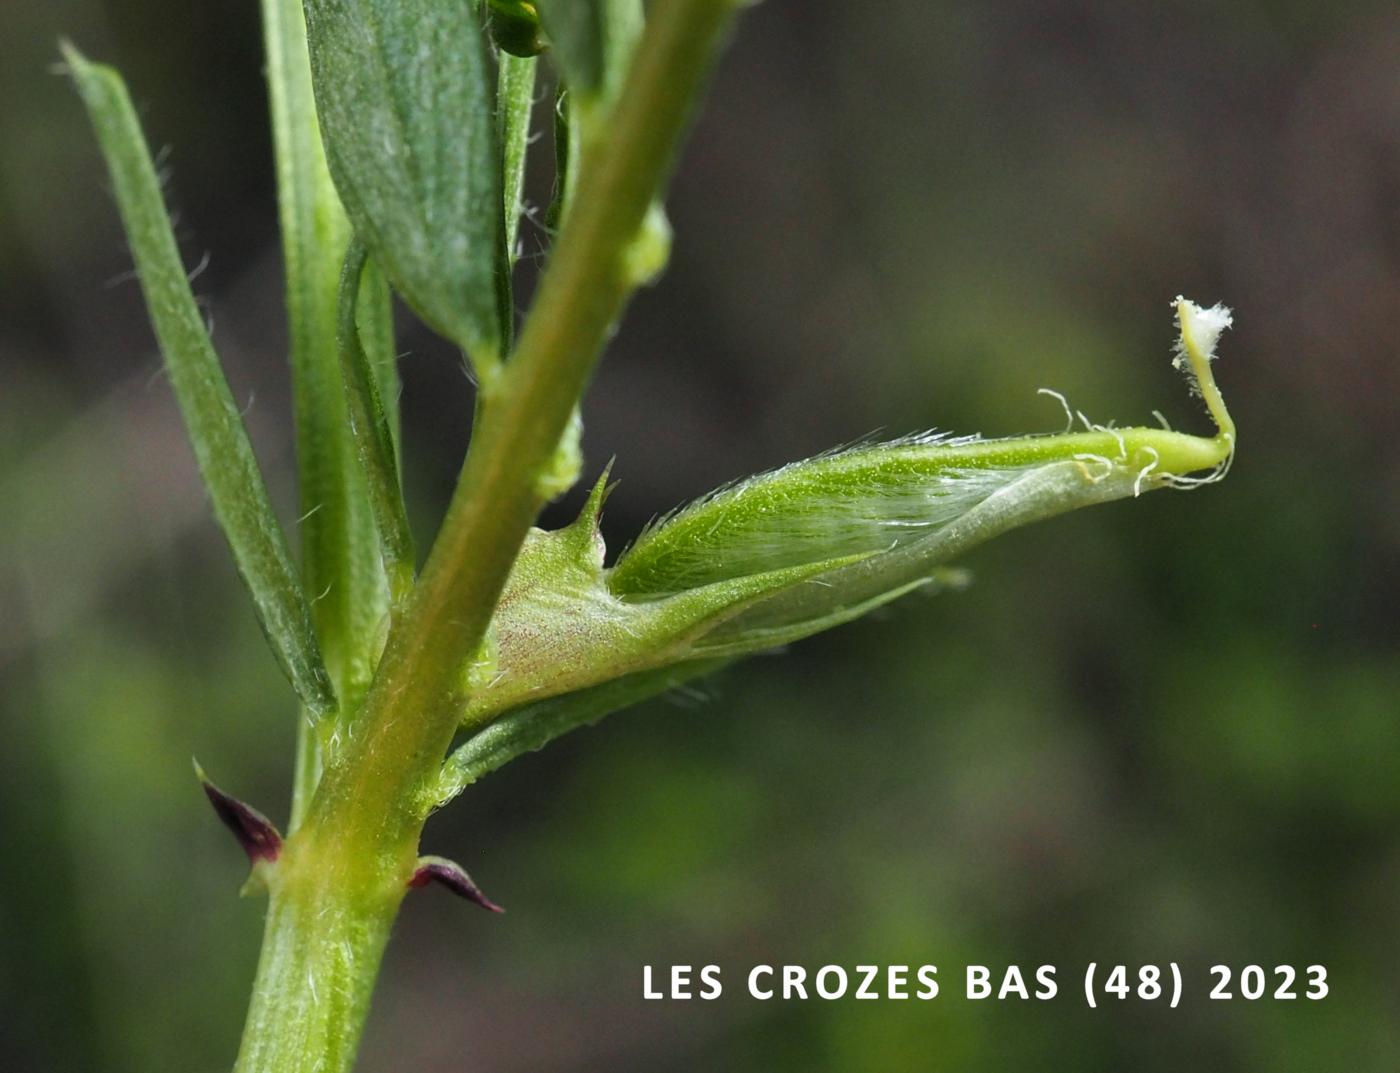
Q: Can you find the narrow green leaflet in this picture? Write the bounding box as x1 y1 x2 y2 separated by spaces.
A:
529 0 656 498
64 45 335 717
535 0 604 94
262 0 388 717
446 300 1236 772
338 242 414 603
301 0 502 375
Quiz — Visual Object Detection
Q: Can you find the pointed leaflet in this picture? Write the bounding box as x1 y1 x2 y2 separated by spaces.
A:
262 0 389 714
301 0 503 371
65 45 335 717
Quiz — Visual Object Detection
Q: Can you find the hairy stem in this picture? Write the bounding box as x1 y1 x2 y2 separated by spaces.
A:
233 849 401 1073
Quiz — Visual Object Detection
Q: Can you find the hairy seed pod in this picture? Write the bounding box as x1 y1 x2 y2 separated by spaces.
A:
460 298 1236 725
611 298 1235 640
438 297 1239 802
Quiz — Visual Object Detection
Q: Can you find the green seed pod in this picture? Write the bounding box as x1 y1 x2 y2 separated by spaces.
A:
611 297 1235 643
448 297 1237 763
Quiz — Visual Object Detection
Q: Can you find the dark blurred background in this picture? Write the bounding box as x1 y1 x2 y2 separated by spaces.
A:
4 1 1400 1070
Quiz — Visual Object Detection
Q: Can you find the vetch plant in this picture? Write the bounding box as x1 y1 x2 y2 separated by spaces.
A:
63 0 1236 1069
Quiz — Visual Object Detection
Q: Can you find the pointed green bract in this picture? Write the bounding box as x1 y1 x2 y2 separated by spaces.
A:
64 44 335 717
301 0 502 374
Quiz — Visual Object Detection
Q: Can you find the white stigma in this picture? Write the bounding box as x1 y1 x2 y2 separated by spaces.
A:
1173 296 1233 371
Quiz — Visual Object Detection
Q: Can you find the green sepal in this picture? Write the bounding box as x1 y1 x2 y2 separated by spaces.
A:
610 429 1232 602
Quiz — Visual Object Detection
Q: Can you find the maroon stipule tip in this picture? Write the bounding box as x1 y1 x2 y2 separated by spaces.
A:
409 855 504 913
194 760 282 864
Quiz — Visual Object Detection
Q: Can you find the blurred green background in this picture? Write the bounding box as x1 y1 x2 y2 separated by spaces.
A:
4 1 1399 1070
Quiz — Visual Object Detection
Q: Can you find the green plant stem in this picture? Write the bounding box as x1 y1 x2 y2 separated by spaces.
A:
234 856 400 1073
234 1 740 1069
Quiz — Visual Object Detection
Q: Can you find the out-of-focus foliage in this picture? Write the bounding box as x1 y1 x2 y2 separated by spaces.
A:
3 1 1399 1071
